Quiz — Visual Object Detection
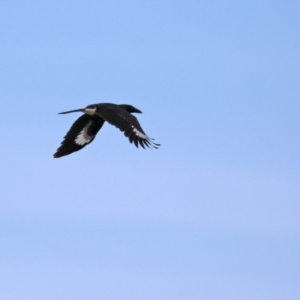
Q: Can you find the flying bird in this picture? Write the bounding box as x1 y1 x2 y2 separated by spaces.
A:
53 103 160 158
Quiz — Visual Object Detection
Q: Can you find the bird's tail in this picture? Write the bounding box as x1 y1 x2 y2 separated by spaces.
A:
58 108 84 114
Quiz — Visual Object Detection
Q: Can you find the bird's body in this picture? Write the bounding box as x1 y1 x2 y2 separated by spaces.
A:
53 103 160 158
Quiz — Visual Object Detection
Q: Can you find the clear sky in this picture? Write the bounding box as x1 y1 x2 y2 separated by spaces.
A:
1 1 299 299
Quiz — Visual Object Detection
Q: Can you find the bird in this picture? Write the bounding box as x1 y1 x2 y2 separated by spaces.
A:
53 103 160 158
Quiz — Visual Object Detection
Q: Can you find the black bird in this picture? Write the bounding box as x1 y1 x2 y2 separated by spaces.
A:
53 103 160 158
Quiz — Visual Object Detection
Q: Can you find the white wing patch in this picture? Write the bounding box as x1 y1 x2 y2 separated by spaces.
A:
131 125 147 139
75 122 93 145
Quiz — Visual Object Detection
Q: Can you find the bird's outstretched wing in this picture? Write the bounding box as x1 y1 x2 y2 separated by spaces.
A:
53 114 105 158
96 107 160 149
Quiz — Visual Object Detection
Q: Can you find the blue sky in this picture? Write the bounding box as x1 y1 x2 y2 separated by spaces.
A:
1 1 300 299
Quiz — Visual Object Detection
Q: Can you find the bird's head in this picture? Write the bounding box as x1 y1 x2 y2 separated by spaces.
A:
120 104 142 114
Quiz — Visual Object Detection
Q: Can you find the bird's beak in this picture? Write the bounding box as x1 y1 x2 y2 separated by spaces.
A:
133 108 142 113
58 108 84 114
